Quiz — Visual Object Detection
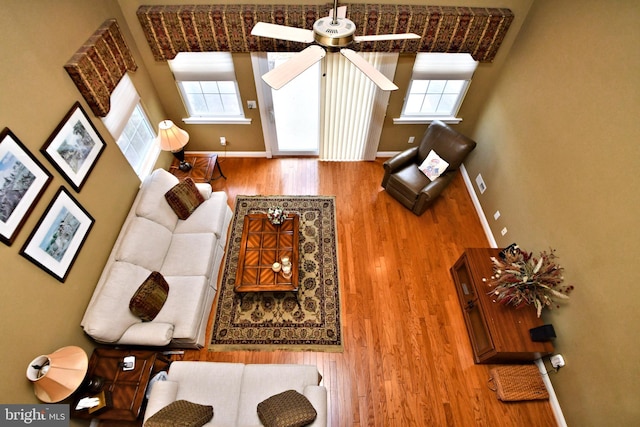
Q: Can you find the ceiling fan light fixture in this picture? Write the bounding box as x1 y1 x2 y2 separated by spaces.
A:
313 17 356 48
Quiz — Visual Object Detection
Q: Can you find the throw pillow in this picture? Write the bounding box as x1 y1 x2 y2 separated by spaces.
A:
164 178 205 220
418 150 450 181
257 390 317 427
129 271 169 322
144 400 213 427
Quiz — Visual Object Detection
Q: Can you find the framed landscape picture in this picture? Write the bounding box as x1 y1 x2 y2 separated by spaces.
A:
41 102 105 192
20 186 94 282
0 128 53 246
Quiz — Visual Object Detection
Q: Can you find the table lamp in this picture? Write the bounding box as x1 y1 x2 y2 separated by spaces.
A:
156 119 192 171
26 346 88 403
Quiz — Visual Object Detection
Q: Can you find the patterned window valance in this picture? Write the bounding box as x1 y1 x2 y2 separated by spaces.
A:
136 4 513 63
64 19 138 117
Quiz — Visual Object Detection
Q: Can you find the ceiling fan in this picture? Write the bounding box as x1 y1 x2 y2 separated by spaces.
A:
251 1 420 91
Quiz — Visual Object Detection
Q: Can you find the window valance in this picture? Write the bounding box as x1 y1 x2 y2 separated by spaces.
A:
64 19 138 117
136 4 513 63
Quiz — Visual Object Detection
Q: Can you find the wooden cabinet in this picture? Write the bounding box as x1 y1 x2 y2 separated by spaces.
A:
450 248 554 364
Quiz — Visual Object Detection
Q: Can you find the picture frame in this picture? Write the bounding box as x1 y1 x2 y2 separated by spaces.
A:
41 102 106 192
20 186 94 282
0 128 53 246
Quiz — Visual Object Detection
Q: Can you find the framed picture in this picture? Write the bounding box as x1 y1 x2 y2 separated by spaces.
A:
0 128 53 246
20 186 94 282
41 102 105 192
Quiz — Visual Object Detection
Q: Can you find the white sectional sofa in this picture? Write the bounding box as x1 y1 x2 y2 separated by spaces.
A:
81 168 232 348
144 362 328 427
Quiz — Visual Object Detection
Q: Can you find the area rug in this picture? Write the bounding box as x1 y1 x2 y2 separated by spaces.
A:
210 196 342 352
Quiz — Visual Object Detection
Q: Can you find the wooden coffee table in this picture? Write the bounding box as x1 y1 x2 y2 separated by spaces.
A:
235 213 299 294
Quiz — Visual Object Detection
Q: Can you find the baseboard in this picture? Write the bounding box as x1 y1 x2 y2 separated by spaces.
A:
459 164 566 427
188 150 267 158
459 164 497 248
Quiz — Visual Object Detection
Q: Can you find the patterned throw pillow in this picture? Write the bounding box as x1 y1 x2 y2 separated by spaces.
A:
129 271 169 322
164 178 205 220
257 390 317 427
144 400 213 427
418 150 450 181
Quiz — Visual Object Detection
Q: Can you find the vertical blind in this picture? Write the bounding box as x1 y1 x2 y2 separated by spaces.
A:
320 52 398 161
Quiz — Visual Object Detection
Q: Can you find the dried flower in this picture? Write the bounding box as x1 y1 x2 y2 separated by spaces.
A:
487 246 574 317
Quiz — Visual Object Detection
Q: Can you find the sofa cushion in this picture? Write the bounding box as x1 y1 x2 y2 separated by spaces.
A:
136 169 180 231
257 390 317 427
115 217 172 272
418 149 449 181
236 365 321 426
161 233 216 278
154 276 208 341
167 362 245 427
129 271 169 322
164 178 205 220
145 400 213 427
82 262 151 343
174 192 229 238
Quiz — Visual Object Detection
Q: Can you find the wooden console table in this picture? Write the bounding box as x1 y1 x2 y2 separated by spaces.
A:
71 348 170 421
450 248 554 364
168 152 225 183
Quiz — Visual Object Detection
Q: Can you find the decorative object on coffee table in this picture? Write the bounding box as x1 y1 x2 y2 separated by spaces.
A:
211 195 342 352
267 205 286 225
156 120 192 171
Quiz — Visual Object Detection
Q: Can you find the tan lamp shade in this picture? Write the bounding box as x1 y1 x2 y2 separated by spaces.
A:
156 119 189 152
26 346 88 403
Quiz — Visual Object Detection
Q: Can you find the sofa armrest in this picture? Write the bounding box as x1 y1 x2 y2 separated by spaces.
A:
117 322 174 346
143 380 180 422
304 385 328 427
195 183 212 199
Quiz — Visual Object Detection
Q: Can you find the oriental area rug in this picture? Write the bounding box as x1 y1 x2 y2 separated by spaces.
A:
210 196 343 352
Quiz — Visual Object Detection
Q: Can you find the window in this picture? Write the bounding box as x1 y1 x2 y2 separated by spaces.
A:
169 52 249 124
101 74 159 180
395 53 478 124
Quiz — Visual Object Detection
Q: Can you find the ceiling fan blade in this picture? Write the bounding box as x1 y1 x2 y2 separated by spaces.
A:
328 6 347 19
340 49 398 91
251 22 315 44
262 45 326 90
354 33 421 43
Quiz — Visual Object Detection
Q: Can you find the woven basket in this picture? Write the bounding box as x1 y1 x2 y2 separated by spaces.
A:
488 365 549 401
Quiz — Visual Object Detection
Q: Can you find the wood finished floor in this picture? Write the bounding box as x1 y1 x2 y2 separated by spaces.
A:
182 158 557 427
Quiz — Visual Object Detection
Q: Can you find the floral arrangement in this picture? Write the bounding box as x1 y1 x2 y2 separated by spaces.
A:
486 245 574 317
267 206 286 225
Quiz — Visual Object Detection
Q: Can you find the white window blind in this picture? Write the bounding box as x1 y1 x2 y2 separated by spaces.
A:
411 53 478 80
168 52 236 81
320 52 397 161
101 73 139 140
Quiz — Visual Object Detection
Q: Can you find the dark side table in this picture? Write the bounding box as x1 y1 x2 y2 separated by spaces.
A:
71 348 170 421
168 152 226 183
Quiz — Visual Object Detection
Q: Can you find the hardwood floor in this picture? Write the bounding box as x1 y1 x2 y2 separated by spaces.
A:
181 158 558 426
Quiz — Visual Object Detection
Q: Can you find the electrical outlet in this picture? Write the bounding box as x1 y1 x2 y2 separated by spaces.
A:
220 137 226 146
494 210 501 220
501 227 508 236
475 174 487 194
408 136 415 144
247 100 257 109
551 354 565 368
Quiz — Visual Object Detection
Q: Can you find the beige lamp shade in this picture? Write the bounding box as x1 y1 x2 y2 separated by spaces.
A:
156 119 189 152
26 346 88 403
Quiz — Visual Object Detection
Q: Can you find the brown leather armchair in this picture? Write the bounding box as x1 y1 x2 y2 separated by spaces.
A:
382 121 477 215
